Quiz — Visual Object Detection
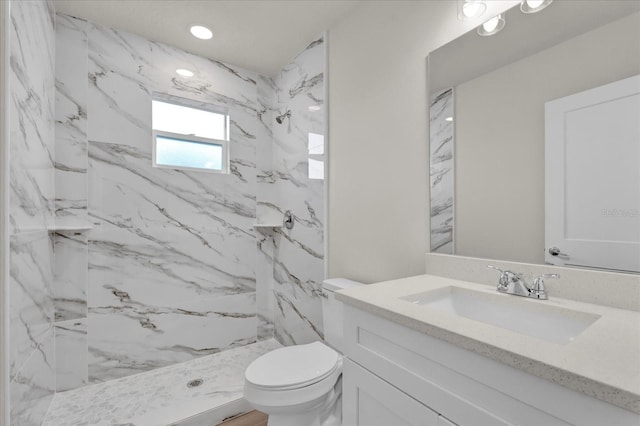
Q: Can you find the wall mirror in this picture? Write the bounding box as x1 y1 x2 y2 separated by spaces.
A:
428 0 640 273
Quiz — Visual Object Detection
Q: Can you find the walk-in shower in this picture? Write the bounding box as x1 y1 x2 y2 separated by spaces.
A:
5 1 327 423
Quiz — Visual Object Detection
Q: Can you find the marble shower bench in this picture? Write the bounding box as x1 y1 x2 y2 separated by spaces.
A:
42 339 281 426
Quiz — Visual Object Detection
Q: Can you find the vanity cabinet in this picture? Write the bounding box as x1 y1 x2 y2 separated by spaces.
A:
343 359 442 425
342 305 639 426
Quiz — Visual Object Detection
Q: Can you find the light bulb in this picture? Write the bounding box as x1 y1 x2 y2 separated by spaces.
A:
463 1 483 18
176 69 194 78
477 13 505 36
520 0 553 14
482 16 500 33
458 0 487 21
526 0 545 8
190 25 213 40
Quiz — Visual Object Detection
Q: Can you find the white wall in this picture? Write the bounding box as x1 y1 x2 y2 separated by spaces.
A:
327 1 517 283
455 11 640 264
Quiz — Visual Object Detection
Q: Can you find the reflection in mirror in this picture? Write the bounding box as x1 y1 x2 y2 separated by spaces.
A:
428 0 640 272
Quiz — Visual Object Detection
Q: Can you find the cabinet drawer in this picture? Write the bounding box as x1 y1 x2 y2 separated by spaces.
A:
343 358 440 426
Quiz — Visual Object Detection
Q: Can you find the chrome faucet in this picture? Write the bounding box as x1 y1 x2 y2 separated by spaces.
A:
488 266 559 300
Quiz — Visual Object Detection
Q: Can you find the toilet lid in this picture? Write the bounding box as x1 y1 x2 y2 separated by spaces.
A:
245 342 339 389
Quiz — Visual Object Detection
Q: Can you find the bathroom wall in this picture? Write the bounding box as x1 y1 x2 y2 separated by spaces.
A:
263 37 327 345
53 13 327 387
327 0 518 283
8 0 56 423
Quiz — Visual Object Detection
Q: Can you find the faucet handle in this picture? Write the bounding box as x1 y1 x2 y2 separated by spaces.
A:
532 273 560 289
488 265 515 289
487 265 522 278
531 273 559 299
487 265 505 274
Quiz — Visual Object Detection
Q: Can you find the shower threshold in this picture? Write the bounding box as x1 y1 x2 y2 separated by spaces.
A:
42 339 282 426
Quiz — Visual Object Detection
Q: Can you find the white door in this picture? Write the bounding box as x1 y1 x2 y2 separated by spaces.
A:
545 74 640 272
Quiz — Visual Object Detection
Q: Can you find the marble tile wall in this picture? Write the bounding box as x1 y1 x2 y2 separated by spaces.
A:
8 0 56 423
49 13 327 397
55 13 88 227
259 36 327 345
430 88 455 254
52 13 264 385
255 76 278 341
53 13 90 392
84 21 260 383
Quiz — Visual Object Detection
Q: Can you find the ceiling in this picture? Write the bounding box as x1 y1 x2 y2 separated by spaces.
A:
52 0 362 77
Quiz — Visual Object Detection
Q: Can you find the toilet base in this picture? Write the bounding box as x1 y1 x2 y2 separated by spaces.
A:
261 376 342 426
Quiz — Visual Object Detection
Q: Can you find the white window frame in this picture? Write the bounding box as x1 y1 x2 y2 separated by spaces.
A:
151 93 230 174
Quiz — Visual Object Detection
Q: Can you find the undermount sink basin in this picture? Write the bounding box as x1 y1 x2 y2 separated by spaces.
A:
400 286 600 345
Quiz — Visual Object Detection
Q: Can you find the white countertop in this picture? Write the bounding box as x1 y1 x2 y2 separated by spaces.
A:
336 274 640 414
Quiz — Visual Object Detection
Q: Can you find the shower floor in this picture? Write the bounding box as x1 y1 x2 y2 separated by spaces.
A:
42 339 282 426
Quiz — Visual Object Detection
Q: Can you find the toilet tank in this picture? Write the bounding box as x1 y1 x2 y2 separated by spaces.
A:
322 278 364 353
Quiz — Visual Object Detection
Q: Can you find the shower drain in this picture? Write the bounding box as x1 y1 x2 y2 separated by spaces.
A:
187 378 204 388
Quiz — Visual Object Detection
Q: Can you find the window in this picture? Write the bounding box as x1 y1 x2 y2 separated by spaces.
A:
152 94 229 173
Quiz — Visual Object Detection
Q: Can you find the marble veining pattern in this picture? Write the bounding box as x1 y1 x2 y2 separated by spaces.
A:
55 13 88 226
9 231 54 378
9 0 57 424
10 325 55 426
430 88 454 254
267 36 326 345
53 231 87 322
54 318 88 391
43 339 282 426
255 75 277 341
46 13 327 418
69 20 263 381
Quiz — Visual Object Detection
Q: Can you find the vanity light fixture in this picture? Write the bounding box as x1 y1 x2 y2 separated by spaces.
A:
190 25 213 40
176 68 194 78
477 14 506 36
520 0 553 14
457 0 487 20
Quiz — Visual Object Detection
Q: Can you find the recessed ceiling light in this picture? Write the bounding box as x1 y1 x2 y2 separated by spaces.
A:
477 14 506 36
520 0 553 14
176 68 194 78
457 0 487 20
190 25 213 40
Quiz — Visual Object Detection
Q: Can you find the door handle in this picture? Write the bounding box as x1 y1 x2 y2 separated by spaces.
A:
548 246 568 257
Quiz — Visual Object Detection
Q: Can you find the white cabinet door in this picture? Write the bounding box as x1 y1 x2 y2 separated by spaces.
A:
343 359 440 426
545 74 640 272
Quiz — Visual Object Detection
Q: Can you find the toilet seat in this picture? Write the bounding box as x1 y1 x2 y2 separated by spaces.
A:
243 342 343 410
245 342 340 390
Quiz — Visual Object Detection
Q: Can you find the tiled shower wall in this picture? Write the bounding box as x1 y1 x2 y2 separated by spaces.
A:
53 12 90 391
52 12 327 389
259 38 327 345
8 0 56 424
54 14 261 385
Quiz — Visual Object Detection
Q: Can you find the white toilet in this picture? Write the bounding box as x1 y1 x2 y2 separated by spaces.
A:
244 278 363 426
